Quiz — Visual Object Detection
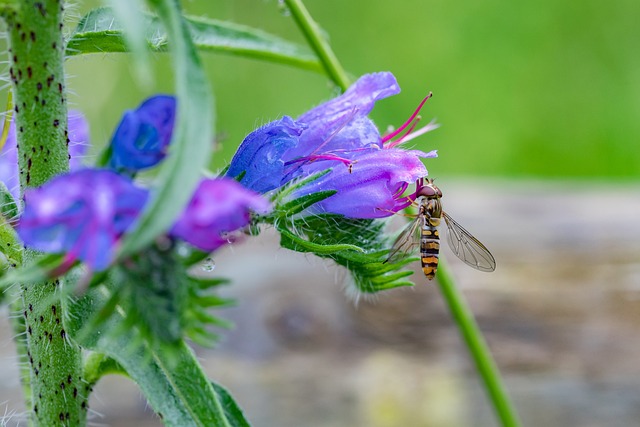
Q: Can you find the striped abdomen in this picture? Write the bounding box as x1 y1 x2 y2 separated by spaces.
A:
420 215 441 280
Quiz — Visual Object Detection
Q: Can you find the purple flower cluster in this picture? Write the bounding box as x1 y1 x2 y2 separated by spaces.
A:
226 72 437 218
14 95 269 271
18 169 148 271
13 72 436 271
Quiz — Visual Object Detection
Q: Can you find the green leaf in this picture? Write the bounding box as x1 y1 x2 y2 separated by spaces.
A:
118 0 214 256
68 288 248 427
109 0 153 86
275 190 336 216
278 227 364 255
0 253 65 292
72 243 231 353
275 215 416 293
113 245 188 345
271 169 332 203
211 383 251 427
0 182 18 222
67 7 322 73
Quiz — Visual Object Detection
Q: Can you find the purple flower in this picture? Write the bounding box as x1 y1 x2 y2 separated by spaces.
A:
226 72 438 218
226 117 305 193
108 95 176 172
18 169 149 271
171 178 271 252
286 72 400 161
288 148 435 218
0 111 89 201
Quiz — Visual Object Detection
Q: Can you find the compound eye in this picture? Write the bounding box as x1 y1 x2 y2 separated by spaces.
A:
417 185 437 198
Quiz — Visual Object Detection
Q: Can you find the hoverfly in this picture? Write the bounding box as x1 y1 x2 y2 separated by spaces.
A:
387 178 496 280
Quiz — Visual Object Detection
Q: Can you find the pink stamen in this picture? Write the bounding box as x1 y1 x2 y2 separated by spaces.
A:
382 92 432 144
394 119 440 145
385 117 421 149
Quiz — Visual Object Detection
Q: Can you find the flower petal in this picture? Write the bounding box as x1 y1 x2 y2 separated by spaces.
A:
108 95 176 172
18 169 148 270
290 148 428 219
286 72 400 160
171 178 271 252
226 117 305 193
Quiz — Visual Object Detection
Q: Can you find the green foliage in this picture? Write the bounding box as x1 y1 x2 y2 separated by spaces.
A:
274 212 415 293
67 288 248 427
211 383 251 427
110 243 188 346
0 182 18 222
67 7 321 72
71 242 232 354
0 214 21 305
118 0 214 257
275 190 337 216
0 217 20 269
0 253 65 292
264 173 417 293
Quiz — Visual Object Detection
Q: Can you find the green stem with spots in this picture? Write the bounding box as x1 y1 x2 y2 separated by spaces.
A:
2 1 88 425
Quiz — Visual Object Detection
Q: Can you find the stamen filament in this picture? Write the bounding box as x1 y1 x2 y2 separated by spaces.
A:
382 92 432 144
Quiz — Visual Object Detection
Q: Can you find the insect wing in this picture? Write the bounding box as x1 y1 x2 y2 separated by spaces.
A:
442 212 496 272
386 215 421 264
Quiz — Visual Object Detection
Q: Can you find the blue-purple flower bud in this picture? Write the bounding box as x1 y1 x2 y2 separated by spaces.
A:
108 95 176 172
18 169 149 271
171 178 271 252
225 117 305 193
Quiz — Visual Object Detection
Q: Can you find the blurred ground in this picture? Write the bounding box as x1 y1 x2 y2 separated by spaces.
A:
2 179 640 426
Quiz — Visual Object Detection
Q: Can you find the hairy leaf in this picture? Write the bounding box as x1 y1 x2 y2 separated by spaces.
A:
67 288 247 426
71 243 232 353
67 7 322 72
275 214 416 293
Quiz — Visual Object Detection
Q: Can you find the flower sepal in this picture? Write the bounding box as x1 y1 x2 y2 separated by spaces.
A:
274 213 416 294
0 182 18 223
273 190 337 217
68 240 233 358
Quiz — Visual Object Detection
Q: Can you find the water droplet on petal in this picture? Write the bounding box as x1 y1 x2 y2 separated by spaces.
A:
201 257 215 272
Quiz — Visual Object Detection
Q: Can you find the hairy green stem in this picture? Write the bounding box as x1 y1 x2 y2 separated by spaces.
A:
0 218 29 407
283 0 351 91
3 0 88 425
436 258 521 427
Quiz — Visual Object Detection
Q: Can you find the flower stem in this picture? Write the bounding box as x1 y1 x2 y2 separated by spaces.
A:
283 0 351 91
436 257 522 427
3 0 88 425
286 3 520 424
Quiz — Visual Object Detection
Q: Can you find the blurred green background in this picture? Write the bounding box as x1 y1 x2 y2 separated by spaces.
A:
63 0 640 179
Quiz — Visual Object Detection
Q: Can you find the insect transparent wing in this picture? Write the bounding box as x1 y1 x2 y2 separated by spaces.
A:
443 212 496 272
385 216 421 264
